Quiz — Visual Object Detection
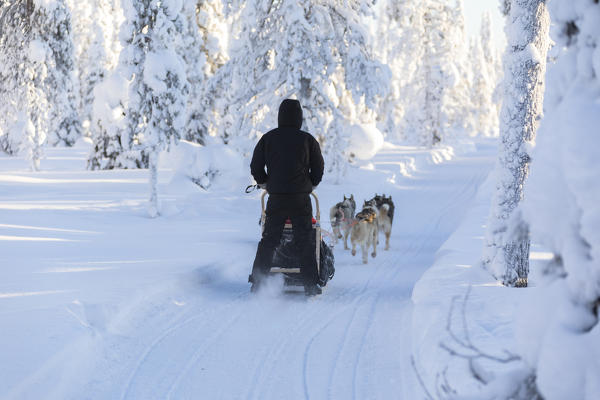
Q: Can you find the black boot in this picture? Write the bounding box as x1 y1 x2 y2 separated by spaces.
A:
249 274 262 293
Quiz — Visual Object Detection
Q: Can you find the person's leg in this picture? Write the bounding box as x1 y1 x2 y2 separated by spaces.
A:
291 215 318 287
250 215 285 286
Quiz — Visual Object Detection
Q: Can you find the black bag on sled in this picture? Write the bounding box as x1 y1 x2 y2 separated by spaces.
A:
271 225 334 287
319 239 335 287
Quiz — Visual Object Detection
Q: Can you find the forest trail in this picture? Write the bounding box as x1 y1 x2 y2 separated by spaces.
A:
0 141 496 399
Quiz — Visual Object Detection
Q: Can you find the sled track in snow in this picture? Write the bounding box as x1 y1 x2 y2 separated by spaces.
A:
121 291 250 400
165 307 247 399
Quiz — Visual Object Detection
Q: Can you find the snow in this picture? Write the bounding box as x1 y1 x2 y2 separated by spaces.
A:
143 50 186 94
0 138 500 399
162 0 184 19
28 40 47 63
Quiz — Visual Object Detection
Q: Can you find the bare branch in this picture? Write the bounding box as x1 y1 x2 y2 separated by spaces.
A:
441 286 521 365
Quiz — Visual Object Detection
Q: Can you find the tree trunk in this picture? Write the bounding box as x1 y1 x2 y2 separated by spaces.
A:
483 0 549 286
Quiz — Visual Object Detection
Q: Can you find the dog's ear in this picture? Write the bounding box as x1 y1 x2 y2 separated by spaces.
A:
344 195 347 200
350 194 354 200
389 196 392 201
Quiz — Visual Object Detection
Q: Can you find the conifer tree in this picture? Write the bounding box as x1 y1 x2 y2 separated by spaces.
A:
35 0 81 146
419 0 454 146
67 0 123 134
470 37 498 137
0 0 80 157
141 1 189 217
375 0 424 143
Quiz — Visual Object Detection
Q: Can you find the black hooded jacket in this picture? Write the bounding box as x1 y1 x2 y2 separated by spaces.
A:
250 99 324 195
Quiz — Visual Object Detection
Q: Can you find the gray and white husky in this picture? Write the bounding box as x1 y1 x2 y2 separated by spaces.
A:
350 199 378 264
329 194 356 249
371 194 394 250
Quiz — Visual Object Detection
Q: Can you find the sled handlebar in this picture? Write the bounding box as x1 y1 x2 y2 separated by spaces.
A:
260 191 320 221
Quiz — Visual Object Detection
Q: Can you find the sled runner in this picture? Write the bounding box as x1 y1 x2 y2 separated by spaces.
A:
259 191 335 290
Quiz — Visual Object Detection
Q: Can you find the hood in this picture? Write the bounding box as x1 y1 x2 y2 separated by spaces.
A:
278 99 303 129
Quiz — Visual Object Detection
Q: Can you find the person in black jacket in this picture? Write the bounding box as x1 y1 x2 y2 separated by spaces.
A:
249 99 325 295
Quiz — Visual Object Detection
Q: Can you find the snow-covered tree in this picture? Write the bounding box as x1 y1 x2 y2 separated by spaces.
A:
478 11 502 137
88 72 128 170
67 0 123 134
517 0 600 397
1 0 80 156
177 0 231 145
141 2 189 217
470 36 499 137
34 0 81 146
441 0 475 139
418 0 454 146
178 2 205 144
21 39 50 170
205 0 389 180
482 0 550 286
89 0 154 169
375 0 424 144
0 1 80 162
94 0 188 213
0 1 31 155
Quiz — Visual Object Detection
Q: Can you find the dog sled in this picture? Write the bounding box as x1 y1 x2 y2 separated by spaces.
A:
256 191 335 291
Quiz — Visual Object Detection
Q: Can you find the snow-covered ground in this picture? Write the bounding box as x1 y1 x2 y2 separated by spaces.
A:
1 139 499 399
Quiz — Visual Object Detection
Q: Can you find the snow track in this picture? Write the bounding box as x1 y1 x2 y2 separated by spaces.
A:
0 142 496 399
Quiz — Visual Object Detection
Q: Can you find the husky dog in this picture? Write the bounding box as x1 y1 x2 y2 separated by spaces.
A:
371 194 395 250
350 199 378 264
329 195 356 249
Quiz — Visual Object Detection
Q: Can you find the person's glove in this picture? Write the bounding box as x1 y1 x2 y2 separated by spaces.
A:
258 183 267 190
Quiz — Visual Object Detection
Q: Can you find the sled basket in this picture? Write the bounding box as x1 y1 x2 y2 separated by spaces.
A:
259 191 334 287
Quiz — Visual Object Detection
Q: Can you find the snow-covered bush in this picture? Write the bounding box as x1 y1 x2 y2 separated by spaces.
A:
162 140 246 191
346 123 384 161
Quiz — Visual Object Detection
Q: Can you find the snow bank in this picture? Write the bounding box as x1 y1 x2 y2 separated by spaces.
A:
410 172 538 398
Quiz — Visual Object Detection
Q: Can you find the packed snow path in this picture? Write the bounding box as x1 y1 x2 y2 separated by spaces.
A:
0 141 496 399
